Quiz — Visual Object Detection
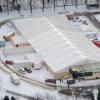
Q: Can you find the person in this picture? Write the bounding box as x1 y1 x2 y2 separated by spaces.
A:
16 44 18 47
93 88 98 100
16 4 21 14
11 96 16 100
59 78 63 83
3 95 9 100
0 5 2 12
47 0 50 3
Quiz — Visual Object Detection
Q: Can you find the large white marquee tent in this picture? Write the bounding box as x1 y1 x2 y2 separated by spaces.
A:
12 15 100 76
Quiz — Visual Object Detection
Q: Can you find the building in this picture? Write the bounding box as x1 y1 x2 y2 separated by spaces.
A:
12 15 100 78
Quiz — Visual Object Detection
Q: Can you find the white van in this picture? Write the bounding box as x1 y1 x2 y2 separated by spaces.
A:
10 73 20 85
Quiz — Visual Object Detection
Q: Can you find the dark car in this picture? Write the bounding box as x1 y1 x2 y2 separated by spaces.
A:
24 67 32 73
87 4 99 9
5 60 13 65
45 79 56 84
67 80 75 84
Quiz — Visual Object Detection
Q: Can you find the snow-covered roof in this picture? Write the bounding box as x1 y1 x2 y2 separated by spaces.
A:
13 15 100 73
25 53 43 63
11 35 27 44
5 55 25 61
0 24 15 37
13 59 29 63
3 46 34 56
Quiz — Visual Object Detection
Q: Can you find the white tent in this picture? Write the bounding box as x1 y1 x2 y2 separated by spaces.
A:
13 15 100 74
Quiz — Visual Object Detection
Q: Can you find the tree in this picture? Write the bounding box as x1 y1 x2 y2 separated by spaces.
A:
30 0 33 13
6 0 9 15
16 4 21 14
41 0 45 12
97 89 100 100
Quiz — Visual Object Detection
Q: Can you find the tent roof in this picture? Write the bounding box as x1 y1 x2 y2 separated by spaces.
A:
12 15 100 73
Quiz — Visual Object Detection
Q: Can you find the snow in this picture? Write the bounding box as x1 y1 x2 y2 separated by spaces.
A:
0 24 15 37
0 67 61 99
70 79 100 88
11 34 28 45
94 14 100 22
25 53 43 63
93 88 98 100
25 66 53 82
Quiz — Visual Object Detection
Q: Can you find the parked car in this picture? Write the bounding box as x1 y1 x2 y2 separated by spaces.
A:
86 4 99 9
24 67 32 73
93 40 100 48
67 80 75 84
45 79 56 84
18 68 27 74
5 60 13 65
10 73 20 85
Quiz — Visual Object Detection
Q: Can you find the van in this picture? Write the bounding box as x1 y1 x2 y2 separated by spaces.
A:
10 73 20 85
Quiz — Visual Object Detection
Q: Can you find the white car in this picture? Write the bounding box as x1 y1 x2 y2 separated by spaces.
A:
10 73 20 85
18 68 27 74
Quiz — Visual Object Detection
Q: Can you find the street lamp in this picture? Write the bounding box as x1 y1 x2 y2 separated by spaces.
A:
30 0 33 13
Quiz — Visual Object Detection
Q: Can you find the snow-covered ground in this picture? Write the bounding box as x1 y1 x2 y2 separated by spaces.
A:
0 66 91 100
0 67 67 100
